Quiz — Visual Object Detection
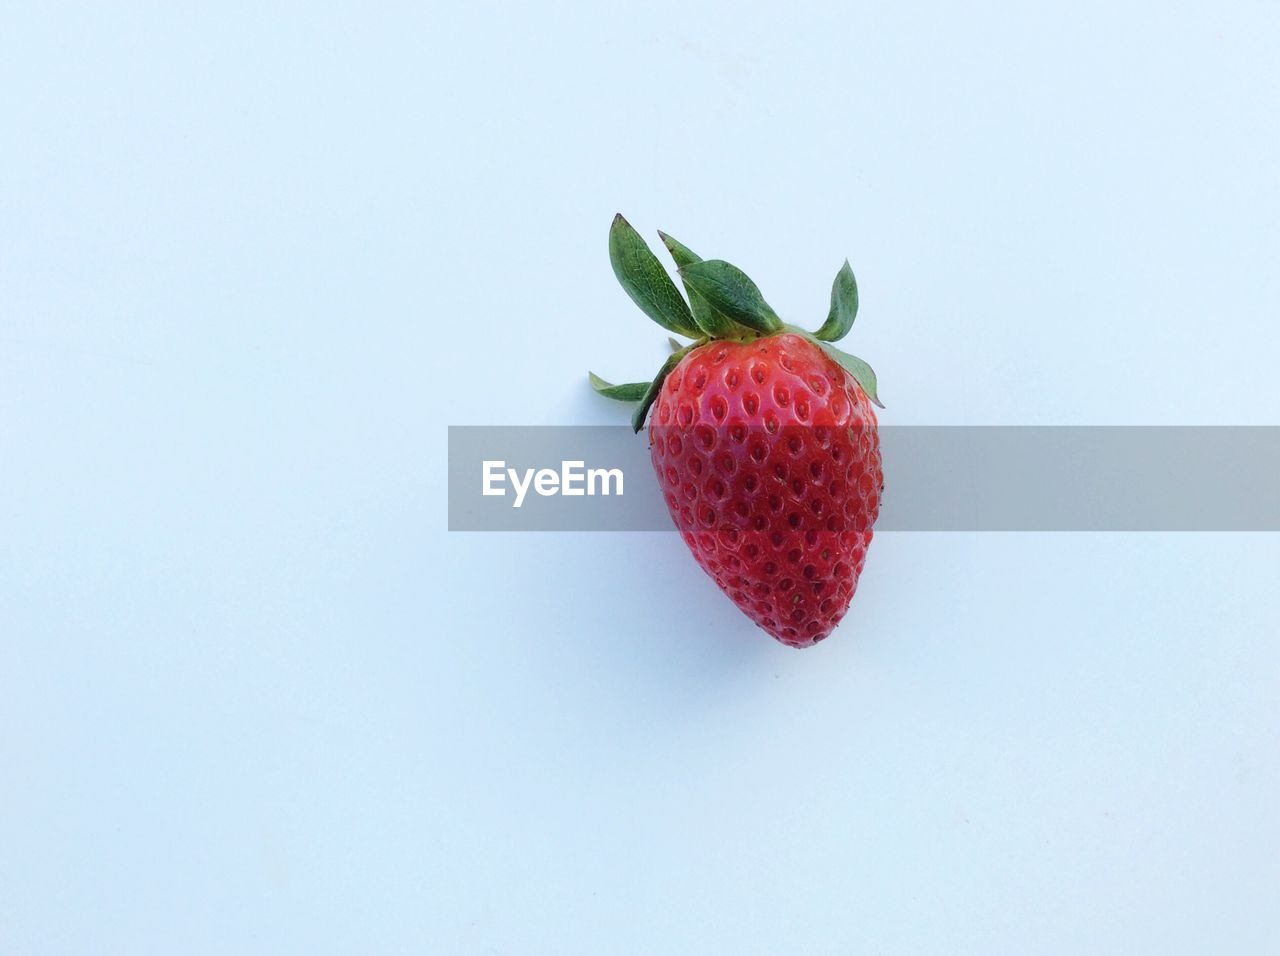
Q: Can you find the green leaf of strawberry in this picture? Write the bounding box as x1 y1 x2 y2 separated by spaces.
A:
608 214 700 338
814 260 859 342
658 231 751 339
677 259 783 335
587 372 648 402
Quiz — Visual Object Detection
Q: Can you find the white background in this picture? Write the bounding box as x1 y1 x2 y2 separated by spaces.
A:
2 2 1278 952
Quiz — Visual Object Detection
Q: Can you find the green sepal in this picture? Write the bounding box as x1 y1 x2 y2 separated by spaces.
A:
608 214 700 337
631 344 695 433
815 341 884 408
677 259 782 335
588 372 648 402
814 260 859 342
658 231 750 339
667 336 684 353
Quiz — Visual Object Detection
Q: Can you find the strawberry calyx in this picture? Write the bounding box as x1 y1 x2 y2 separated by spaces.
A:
590 213 883 433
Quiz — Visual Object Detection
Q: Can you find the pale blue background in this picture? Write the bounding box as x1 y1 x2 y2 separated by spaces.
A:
3 2 1279 953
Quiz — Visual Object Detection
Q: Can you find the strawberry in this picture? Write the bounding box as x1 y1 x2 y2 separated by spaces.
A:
591 215 883 649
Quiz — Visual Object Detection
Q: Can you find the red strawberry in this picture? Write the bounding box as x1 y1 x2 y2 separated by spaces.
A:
648 333 880 646
591 215 884 648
